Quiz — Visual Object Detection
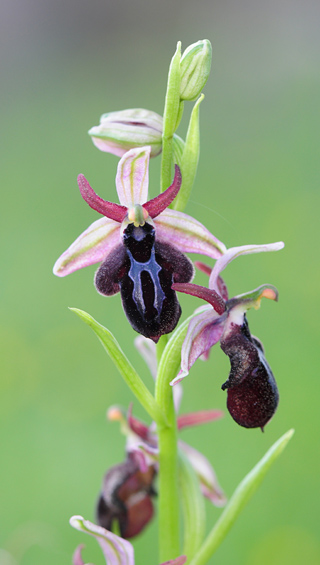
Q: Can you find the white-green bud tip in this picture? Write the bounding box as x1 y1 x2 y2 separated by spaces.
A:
180 40 212 101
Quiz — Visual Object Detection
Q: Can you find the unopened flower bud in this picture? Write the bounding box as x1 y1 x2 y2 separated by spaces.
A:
89 109 163 157
180 40 212 101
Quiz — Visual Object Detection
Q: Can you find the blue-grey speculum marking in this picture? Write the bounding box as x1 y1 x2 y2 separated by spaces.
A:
127 247 165 321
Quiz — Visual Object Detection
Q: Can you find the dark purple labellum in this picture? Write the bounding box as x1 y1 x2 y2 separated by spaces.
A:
95 221 193 342
220 316 279 430
96 455 156 539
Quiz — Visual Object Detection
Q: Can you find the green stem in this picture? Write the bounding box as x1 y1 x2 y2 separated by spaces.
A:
156 334 168 366
179 450 206 562
155 317 195 562
157 395 180 562
189 429 295 565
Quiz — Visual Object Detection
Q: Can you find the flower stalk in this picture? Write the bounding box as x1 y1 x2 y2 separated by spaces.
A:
155 321 189 560
179 450 206 561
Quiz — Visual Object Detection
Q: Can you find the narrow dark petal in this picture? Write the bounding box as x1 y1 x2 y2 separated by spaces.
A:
177 409 223 430
172 282 226 315
127 404 150 441
194 261 229 300
143 165 182 218
217 276 229 301
221 318 279 429
194 260 212 276
95 244 128 296
78 174 128 222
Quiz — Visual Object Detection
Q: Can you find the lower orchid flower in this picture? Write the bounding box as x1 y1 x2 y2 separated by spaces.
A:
53 146 226 341
172 242 284 430
77 396 224 563
96 450 157 539
71 516 186 565
105 400 226 515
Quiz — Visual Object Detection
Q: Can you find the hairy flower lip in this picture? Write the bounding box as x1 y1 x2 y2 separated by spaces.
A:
220 317 279 430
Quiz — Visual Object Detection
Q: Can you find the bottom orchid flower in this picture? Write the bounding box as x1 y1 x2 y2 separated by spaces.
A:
71 516 186 565
172 242 284 430
71 401 224 564
96 451 156 539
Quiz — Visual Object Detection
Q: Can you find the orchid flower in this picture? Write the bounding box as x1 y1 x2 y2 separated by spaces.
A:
172 242 284 429
70 516 186 565
53 146 226 341
91 401 224 543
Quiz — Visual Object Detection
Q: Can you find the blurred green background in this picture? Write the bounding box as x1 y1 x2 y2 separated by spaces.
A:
1 1 319 564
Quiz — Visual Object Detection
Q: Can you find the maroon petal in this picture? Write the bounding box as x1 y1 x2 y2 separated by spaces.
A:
194 262 229 300
127 404 150 441
78 174 128 222
143 165 182 218
172 282 226 315
194 260 212 276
